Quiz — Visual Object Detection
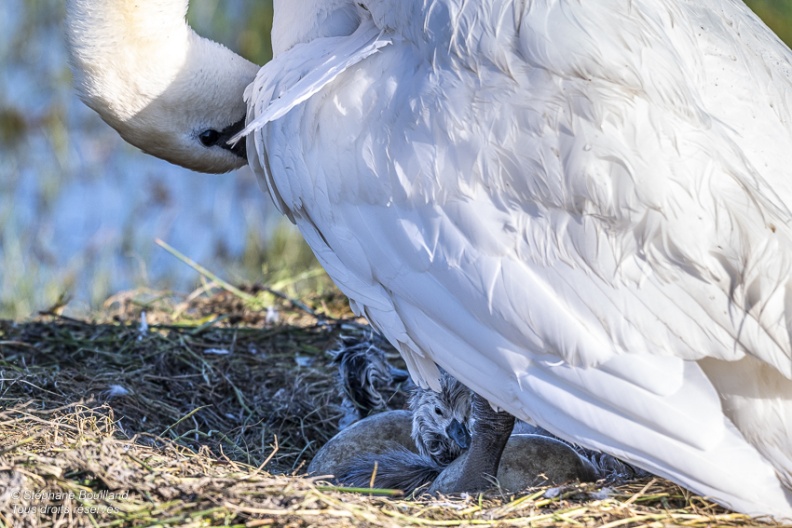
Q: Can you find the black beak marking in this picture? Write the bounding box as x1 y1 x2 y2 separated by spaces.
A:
219 116 247 161
446 418 471 450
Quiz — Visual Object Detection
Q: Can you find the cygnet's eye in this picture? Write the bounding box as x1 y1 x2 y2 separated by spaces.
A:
434 406 443 416
199 129 221 147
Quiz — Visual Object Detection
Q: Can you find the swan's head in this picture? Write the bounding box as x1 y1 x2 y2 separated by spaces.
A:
410 372 473 466
65 0 259 173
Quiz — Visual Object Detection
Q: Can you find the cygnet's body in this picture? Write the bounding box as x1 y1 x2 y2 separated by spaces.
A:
334 371 472 492
331 332 410 429
333 371 628 494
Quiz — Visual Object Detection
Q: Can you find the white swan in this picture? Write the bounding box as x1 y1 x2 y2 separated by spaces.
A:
65 0 792 519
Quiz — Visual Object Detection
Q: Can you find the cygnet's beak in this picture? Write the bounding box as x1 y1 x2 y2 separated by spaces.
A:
388 366 410 383
446 418 471 450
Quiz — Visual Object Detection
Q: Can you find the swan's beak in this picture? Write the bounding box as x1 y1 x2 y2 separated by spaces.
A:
446 419 471 450
221 117 248 161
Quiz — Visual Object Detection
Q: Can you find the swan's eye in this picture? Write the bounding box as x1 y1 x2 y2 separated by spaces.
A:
434 406 443 416
199 129 221 147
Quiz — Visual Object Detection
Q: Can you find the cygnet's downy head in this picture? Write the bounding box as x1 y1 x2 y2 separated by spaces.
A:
410 371 473 466
65 0 259 173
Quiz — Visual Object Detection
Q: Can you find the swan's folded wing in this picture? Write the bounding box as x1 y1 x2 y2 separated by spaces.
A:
253 0 792 397
240 17 390 217
239 19 389 141
252 0 792 516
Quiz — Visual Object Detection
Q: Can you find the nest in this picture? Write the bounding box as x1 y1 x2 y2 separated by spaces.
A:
0 286 783 527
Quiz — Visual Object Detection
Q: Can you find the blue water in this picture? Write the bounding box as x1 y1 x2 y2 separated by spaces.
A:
0 0 280 317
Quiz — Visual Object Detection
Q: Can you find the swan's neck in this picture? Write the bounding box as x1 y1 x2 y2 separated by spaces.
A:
66 0 191 123
66 0 258 172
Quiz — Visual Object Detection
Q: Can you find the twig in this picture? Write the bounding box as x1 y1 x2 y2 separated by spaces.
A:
156 239 260 305
369 460 379 489
624 478 657 506
160 405 212 437
315 485 404 497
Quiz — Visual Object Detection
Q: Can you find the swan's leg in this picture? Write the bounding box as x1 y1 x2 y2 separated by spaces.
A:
447 393 515 491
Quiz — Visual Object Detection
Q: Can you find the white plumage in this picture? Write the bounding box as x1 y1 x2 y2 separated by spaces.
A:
242 0 792 518
66 0 792 519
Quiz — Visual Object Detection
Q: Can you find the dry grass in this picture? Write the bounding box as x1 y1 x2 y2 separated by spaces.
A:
0 285 788 527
